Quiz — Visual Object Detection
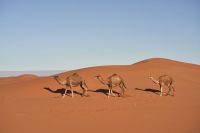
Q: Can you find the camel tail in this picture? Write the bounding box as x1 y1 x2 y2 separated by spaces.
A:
121 80 127 89
171 85 175 92
170 79 175 92
83 80 89 88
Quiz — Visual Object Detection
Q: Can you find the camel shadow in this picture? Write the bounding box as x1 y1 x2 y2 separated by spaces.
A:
43 87 83 97
135 88 160 95
88 88 120 96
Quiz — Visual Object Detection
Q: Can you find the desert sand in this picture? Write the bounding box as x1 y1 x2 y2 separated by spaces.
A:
0 58 200 133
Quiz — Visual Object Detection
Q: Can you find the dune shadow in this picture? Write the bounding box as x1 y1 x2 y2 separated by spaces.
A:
135 88 160 95
88 88 120 96
43 87 83 96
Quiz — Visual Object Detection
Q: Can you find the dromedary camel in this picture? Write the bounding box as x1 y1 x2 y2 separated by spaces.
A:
148 75 175 96
53 73 88 98
95 74 127 98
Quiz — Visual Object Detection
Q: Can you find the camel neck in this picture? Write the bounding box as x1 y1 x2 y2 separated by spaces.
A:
55 77 66 85
151 77 159 84
97 76 108 85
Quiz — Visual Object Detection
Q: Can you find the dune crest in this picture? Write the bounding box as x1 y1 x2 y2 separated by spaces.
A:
16 74 38 79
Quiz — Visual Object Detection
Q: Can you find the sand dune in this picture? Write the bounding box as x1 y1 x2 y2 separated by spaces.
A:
0 74 38 86
0 58 200 133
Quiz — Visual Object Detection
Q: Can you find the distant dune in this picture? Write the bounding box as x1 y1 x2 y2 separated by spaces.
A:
16 74 38 78
0 70 66 77
0 58 200 133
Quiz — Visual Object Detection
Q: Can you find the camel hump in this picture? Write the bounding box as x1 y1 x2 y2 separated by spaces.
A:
161 75 173 80
161 74 168 77
72 73 79 76
69 73 82 82
112 73 118 76
159 74 173 83
71 73 81 78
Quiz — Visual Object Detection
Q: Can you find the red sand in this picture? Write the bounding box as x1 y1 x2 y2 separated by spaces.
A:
0 58 200 133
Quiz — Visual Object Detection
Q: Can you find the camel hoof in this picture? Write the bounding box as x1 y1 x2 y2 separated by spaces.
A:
82 94 89 97
119 95 125 97
118 93 124 97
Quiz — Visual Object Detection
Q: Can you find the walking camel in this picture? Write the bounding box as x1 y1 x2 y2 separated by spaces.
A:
148 75 175 96
53 73 88 98
95 74 127 98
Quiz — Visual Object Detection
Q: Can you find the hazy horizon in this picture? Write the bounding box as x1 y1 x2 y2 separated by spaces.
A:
1 0 199 71
0 70 67 77
1 57 200 77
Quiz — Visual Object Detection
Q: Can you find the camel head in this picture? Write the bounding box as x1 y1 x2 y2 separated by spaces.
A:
148 74 153 80
52 75 59 79
148 76 153 79
94 75 101 79
148 75 160 84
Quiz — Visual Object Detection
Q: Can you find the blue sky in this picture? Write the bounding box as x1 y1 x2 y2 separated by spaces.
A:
0 0 200 71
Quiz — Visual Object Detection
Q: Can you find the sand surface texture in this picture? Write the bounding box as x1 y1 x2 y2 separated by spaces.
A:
1 58 200 133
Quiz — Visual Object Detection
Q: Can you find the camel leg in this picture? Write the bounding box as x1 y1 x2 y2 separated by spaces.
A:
84 83 88 96
62 89 67 98
167 85 175 96
167 85 172 96
62 86 68 98
160 86 163 96
81 86 87 97
108 86 111 98
82 89 86 97
81 82 88 97
120 86 125 97
69 86 74 98
171 85 175 96
80 84 85 97
109 85 116 97
118 83 125 97
111 89 116 97
108 89 110 98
